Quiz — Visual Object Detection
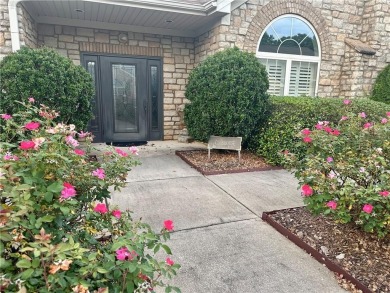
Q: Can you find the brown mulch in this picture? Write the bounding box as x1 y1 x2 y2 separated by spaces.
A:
177 149 390 293
269 208 390 293
176 149 278 174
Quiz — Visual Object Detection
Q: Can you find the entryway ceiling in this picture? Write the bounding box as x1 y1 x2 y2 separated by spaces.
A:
22 0 245 37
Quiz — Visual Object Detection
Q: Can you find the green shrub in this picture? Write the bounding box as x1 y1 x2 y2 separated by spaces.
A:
254 97 390 165
283 101 390 238
0 47 94 130
0 102 180 292
371 64 390 104
184 47 270 146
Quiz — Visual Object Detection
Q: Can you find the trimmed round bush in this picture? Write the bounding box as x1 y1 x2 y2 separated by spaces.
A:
371 64 390 104
254 97 390 165
184 47 270 146
0 47 94 130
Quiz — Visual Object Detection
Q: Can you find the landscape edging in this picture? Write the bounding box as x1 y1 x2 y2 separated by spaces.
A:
261 209 372 293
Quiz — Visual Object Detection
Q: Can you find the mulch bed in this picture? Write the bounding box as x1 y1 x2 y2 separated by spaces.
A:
268 208 390 293
176 149 281 175
176 149 390 293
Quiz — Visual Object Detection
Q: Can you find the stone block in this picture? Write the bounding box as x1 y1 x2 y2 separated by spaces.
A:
95 33 109 43
164 64 175 72
39 24 54 36
63 26 76 35
43 36 57 47
178 135 194 143
66 43 79 50
77 28 94 37
59 35 74 42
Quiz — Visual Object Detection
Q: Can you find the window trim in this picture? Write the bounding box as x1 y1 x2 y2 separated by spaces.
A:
256 14 321 96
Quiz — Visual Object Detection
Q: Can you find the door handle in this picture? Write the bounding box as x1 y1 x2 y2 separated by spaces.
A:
143 101 148 113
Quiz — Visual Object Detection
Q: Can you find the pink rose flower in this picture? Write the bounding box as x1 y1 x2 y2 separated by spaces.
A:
28 97 35 103
301 128 311 136
331 129 340 136
326 157 333 163
94 203 108 214
74 149 85 156
129 146 139 156
92 168 105 179
359 112 366 118
363 122 373 129
324 126 332 133
61 182 77 199
32 137 45 150
116 247 130 261
112 210 121 219
315 124 323 130
362 204 373 214
340 116 348 121
65 136 79 147
166 257 174 266
3 153 19 161
302 136 312 143
19 140 35 150
115 247 137 261
164 220 174 231
115 148 128 157
24 121 40 130
386 112 390 117
328 171 336 179
301 184 313 196
381 118 388 124
343 99 351 105
379 190 389 197
326 201 337 210
1 114 12 120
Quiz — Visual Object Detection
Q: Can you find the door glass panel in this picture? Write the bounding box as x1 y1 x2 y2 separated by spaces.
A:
87 61 99 133
112 64 137 133
150 66 158 131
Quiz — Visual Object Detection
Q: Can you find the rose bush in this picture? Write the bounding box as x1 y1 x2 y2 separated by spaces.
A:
0 100 180 292
284 100 389 238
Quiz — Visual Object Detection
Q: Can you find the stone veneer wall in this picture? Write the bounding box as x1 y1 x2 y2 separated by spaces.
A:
37 24 195 140
0 0 37 59
195 0 390 98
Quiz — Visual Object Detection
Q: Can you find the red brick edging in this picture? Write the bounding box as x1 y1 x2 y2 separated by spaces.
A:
175 150 283 175
262 209 372 293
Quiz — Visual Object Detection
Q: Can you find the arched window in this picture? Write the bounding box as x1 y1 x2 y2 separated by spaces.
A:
257 15 320 96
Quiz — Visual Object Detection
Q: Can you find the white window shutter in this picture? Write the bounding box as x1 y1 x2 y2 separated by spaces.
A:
260 59 286 96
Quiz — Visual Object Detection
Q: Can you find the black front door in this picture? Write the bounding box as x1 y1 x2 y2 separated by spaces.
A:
82 54 162 143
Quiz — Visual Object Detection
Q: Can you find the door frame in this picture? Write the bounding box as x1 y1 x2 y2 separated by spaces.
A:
81 52 164 143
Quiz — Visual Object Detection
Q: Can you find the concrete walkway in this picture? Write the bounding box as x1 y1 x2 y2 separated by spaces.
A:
109 141 345 293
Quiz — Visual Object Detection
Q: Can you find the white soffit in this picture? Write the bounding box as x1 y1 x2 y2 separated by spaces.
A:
22 0 245 37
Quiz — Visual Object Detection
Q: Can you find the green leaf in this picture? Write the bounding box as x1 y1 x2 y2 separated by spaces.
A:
60 206 70 215
16 184 33 191
0 257 11 269
31 258 40 268
41 215 55 222
47 182 63 193
20 268 34 279
161 244 172 255
126 282 134 292
16 259 32 269
44 192 53 203
113 269 121 279
96 267 109 274
88 252 97 261
0 233 13 241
